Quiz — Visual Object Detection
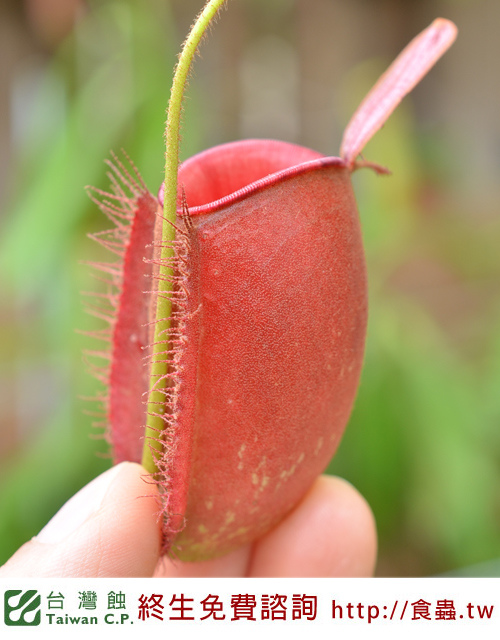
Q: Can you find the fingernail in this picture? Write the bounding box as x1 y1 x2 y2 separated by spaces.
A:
36 463 125 544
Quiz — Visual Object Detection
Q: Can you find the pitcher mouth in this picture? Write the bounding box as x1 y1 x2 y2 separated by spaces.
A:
157 139 346 216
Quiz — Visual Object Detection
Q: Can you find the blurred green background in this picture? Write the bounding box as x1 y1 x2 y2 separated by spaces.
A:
0 0 499 576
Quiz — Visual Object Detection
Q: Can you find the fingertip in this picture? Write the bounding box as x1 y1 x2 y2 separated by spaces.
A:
89 461 163 576
249 475 377 577
0 462 163 577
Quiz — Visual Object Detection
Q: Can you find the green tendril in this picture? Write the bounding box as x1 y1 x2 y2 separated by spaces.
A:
142 0 229 474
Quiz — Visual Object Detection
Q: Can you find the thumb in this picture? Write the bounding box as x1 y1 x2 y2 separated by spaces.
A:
0 462 162 577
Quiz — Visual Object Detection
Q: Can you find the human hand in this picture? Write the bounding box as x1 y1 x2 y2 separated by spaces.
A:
0 462 376 577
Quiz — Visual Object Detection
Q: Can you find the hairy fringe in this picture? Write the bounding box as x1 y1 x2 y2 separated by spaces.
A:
82 152 150 440
142 196 196 552
84 153 197 553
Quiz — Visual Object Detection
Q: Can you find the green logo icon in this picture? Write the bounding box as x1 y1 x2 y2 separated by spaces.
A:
4 590 41 626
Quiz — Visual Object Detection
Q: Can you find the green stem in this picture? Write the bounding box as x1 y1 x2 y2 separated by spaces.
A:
142 0 229 474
